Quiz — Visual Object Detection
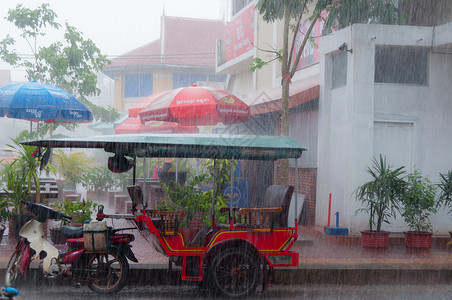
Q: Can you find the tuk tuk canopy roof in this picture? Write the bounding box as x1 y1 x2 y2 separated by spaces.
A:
22 133 306 160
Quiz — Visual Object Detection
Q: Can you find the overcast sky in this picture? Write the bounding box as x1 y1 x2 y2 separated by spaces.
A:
0 0 225 80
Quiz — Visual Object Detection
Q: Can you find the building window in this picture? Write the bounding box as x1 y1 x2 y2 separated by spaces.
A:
232 0 253 15
208 74 227 82
124 73 153 97
332 52 347 89
375 46 428 85
172 73 208 89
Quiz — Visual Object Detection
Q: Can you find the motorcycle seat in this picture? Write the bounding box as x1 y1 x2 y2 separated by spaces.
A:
61 226 84 238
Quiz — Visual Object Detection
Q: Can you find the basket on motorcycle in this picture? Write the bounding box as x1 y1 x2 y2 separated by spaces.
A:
83 221 108 251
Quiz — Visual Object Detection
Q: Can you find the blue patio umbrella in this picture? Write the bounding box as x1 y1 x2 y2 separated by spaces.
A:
0 81 93 123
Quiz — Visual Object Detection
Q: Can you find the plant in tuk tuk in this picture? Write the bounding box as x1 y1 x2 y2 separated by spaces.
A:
159 174 227 227
204 159 237 199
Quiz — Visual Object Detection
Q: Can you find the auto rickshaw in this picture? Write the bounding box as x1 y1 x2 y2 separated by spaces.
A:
24 133 306 298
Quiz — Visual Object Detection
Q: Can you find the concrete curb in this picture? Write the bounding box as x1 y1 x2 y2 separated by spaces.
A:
1 266 451 287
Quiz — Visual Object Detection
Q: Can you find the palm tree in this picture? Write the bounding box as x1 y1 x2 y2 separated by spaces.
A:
54 149 94 189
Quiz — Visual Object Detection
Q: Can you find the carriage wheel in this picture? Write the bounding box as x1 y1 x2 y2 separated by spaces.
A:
209 247 259 298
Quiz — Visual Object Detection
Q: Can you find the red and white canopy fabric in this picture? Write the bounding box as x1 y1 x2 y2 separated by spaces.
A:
114 117 198 134
138 85 251 126
128 91 166 118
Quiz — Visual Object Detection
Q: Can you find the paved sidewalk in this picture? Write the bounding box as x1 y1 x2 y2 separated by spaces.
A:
1 196 452 284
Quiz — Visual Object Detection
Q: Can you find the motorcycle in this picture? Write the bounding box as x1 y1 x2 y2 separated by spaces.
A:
5 201 137 295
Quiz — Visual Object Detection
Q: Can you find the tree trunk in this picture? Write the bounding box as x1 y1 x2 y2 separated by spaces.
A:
279 4 291 185
280 75 291 184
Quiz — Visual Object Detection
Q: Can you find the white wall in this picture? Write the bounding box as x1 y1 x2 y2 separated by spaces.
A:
318 23 452 234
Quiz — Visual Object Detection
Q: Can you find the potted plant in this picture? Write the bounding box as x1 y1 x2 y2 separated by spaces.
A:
3 169 33 241
400 170 437 250
437 170 452 241
49 198 97 244
1 140 56 240
355 155 406 250
0 197 11 243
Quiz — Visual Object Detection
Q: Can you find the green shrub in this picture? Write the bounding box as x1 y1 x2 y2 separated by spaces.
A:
355 155 406 232
159 174 227 227
401 170 437 232
50 198 97 225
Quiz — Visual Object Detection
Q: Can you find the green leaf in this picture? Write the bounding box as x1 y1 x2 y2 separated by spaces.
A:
0 3 116 127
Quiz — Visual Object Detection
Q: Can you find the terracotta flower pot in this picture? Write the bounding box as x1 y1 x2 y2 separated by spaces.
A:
404 231 432 250
360 230 390 251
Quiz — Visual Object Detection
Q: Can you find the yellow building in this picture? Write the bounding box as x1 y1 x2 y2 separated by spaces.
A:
103 15 226 114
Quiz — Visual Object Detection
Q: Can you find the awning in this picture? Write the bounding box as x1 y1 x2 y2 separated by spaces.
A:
22 133 306 161
246 75 319 115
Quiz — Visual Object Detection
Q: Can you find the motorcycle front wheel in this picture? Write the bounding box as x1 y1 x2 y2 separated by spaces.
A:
86 248 129 294
5 251 24 287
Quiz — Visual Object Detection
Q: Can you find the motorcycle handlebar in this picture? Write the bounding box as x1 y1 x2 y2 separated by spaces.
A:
20 200 72 222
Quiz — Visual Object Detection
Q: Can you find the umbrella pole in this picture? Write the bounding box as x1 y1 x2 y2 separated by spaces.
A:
229 157 234 229
212 159 217 228
295 158 298 228
29 120 33 140
36 121 40 140
175 159 179 183
176 125 179 183
143 157 147 208
132 157 136 185
195 118 199 176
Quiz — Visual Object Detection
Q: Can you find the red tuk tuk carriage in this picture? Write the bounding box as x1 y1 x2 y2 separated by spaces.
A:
24 133 306 297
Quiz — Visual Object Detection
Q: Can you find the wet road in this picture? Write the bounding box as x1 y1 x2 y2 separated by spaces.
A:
13 284 452 300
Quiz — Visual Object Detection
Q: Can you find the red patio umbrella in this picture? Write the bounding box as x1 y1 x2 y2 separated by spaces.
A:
128 91 166 118
114 117 198 134
138 85 251 126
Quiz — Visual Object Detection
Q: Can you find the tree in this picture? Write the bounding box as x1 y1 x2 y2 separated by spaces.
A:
53 149 94 189
0 3 119 134
252 0 400 184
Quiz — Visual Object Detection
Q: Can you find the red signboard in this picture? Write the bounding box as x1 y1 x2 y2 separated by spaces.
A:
224 4 255 62
293 12 327 70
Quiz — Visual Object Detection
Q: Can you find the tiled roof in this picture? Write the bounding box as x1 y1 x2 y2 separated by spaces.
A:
163 16 223 66
107 39 161 67
107 16 223 69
